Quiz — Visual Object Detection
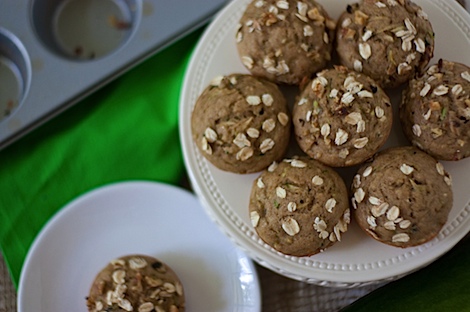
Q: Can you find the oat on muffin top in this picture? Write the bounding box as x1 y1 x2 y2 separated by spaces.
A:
236 0 336 84
351 146 453 248
335 0 434 88
191 74 291 173
400 59 470 161
249 157 350 256
293 66 393 167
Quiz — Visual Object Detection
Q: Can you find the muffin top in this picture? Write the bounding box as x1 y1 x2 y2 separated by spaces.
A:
400 59 470 161
249 157 350 256
351 146 453 248
191 74 291 173
293 66 393 167
335 0 434 88
236 0 335 84
86 254 185 312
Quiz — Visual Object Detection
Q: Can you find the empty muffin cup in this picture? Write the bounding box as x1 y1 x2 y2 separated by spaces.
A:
0 28 31 122
32 0 140 60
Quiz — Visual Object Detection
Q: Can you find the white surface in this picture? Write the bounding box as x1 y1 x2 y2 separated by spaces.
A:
179 0 470 287
17 181 261 312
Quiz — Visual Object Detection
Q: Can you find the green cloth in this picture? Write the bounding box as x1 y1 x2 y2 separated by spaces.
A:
0 29 202 287
342 236 470 312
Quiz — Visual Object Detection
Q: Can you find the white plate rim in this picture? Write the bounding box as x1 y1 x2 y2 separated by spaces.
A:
179 0 470 287
17 180 262 311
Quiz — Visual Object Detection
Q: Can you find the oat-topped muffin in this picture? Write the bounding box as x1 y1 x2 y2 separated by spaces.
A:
236 0 336 85
249 157 350 256
86 255 185 312
351 146 453 248
191 74 291 173
400 59 470 161
292 66 392 167
335 0 434 89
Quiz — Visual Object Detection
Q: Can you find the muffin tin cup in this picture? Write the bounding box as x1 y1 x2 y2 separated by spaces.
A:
32 0 140 60
0 0 228 148
0 28 31 123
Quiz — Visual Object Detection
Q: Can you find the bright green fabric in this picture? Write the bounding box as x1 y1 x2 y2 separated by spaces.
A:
0 29 202 287
341 236 470 312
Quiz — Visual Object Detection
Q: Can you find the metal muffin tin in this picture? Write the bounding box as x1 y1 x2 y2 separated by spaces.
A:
0 0 229 149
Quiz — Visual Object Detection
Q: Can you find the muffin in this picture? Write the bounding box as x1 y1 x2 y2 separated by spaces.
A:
86 254 185 312
292 66 393 167
351 146 453 248
400 59 470 161
191 74 291 174
249 157 350 256
335 0 434 89
236 0 336 85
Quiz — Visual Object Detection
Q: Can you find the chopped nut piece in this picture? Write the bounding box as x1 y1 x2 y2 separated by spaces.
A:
354 10 369 25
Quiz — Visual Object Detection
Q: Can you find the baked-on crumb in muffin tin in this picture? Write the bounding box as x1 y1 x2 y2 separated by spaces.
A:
191 74 291 174
236 0 336 85
86 254 185 312
293 66 393 167
335 0 434 89
400 59 470 161
249 157 350 256
351 146 453 248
